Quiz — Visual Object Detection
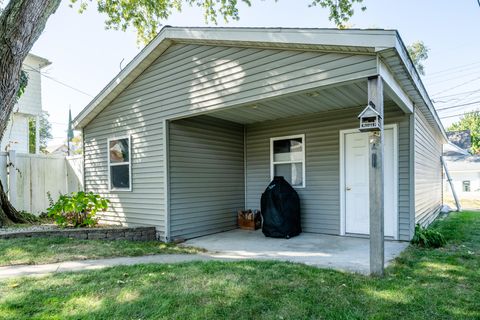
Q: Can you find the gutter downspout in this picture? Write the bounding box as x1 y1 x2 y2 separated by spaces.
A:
163 119 171 242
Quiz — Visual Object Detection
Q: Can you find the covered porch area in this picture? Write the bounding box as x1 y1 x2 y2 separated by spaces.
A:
185 229 409 274
166 77 413 244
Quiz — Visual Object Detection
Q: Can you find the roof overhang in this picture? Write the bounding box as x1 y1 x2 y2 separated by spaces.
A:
73 26 446 140
377 34 447 141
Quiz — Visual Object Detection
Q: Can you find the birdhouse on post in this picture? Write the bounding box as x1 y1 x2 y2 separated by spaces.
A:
358 102 382 132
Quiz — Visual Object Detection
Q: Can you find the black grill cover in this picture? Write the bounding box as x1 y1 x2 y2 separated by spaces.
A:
261 176 301 238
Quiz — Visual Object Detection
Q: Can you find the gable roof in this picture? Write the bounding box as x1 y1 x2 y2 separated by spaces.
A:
73 26 446 140
358 103 381 119
444 142 470 156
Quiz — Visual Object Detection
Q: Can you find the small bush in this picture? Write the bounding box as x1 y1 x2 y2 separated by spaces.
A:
411 224 446 248
47 191 109 228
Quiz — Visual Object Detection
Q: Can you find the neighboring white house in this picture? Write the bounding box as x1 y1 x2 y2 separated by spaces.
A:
45 143 68 155
444 154 480 209
1 53 51 154
443 136 480 209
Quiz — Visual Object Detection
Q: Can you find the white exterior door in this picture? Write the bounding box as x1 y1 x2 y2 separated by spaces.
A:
344 128 397 238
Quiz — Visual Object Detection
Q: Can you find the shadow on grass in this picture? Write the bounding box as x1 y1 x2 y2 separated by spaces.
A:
0 237 200 266
1 212 479 319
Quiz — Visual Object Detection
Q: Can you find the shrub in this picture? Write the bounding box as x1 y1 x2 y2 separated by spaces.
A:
47 191 109 228
411 224 446 248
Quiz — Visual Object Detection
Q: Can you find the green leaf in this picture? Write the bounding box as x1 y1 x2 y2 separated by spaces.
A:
71 0 366 44
46 191 109 228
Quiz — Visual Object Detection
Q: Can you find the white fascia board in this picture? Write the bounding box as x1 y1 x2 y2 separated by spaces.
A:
167 27 398 48
378 60 413 114
73 31 174 129
73 27 398 129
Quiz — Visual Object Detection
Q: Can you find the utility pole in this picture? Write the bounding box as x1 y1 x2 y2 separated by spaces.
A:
67 107 73 156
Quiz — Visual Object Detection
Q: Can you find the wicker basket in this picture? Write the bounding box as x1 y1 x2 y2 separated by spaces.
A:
237 210 261 230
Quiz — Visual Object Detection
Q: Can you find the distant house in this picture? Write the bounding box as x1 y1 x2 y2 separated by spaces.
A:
444 131 480 209
45 142 81 155
0 54 51 154
74 27 447 242
45 143 68 155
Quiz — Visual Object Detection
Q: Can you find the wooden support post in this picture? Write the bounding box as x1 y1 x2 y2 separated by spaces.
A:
368 76 385 276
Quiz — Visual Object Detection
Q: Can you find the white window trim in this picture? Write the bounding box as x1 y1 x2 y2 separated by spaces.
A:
107 135 132 192
270 134 306 188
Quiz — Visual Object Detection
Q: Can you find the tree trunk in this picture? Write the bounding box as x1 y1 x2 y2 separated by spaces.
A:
0 179 28 225
0 0 61 226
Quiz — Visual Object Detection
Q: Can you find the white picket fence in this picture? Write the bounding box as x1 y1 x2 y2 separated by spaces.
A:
0 151 84 214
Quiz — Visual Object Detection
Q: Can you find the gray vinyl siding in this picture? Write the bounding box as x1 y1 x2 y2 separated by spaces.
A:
83 116 165 235
245 105 412 240
98 43 377 122
82 43 377 237
168 116 245 239
414 107 443 226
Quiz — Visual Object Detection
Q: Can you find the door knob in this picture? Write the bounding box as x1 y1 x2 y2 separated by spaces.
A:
346 187 352 191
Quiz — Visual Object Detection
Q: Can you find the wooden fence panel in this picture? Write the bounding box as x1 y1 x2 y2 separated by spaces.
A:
1 153 85 215
15 153 32 211
66 155 84 193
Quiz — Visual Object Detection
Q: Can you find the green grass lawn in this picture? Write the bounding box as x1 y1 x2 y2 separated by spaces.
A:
0 237 201 266
1 211 479 319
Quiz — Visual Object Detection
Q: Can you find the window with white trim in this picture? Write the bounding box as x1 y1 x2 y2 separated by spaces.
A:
108 136 131 191
270 134 305 188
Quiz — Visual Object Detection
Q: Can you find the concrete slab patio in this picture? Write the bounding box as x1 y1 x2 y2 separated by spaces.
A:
0 230 409 279
185 229 409 274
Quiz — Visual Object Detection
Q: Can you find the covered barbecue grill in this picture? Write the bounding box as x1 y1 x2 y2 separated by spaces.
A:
261 176 301 238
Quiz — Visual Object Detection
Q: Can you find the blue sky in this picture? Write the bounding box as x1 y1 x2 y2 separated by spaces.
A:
29 0 480 145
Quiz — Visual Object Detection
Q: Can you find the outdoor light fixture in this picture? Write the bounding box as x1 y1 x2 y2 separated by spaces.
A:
306 91 320 97
358 101 382 132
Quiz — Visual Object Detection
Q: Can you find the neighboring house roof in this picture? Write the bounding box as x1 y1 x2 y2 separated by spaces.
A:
444 142 470 156
25 53 51 69
45 143 68 154
45 142 81 155
447 130 472 150
444 154 480 172
73 26 446 140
